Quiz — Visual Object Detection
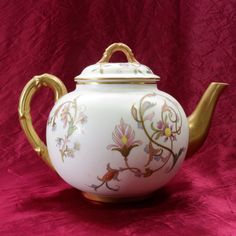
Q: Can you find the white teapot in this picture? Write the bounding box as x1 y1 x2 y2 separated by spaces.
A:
19 43 227 203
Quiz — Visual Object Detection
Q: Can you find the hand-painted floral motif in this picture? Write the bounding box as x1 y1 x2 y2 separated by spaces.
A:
90 119 143 191
133 93 185 169
90 164 121 191
47 96 87 162
90 93 185 192
90 63 153 75
107 118 142 157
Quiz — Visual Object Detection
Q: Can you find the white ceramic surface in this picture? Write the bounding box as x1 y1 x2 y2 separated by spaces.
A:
46 84 189 198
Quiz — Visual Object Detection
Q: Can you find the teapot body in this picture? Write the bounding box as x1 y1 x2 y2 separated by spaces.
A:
46 84 189 198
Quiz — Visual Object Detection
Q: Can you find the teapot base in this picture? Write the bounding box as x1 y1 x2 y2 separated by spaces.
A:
81 191 152 203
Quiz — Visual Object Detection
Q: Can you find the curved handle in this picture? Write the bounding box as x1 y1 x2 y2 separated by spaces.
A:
18 74 68 169
98 43 139 63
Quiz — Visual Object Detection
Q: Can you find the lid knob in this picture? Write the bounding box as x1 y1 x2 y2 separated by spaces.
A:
98 43 139 63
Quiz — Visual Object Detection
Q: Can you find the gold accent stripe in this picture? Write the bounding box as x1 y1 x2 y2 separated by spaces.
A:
82 191 152 203
75 77 159 84
75 77 159 81
77 81 157 85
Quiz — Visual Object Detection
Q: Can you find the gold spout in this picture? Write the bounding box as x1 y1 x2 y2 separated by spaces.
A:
187 82 228 157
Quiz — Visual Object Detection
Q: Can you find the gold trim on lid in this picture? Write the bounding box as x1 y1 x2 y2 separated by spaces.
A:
77 81 157 85
75 77 159 81
75 77 159 84
75 43 160 84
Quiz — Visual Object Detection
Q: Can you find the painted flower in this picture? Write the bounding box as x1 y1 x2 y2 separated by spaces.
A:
157 121 176 142
56 137 63 146
90 164 120 191
107 118 142 157
77 112 88 124
98 164 120 183
66 148 75 158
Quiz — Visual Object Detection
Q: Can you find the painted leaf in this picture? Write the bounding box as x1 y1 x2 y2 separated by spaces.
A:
154 132 162 140
131 105 138 121
47 116 53 125
137 69 143 74
101 170 116 181
67 120 77 137
99 67 104 74
164 114 168 123
146 69 152 74
151 122 158 131
71 100 76 109
141 101 156 113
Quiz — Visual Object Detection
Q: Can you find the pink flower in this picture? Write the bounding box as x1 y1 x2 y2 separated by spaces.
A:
77 112 87 124
157 121 176 142
107 119 142 157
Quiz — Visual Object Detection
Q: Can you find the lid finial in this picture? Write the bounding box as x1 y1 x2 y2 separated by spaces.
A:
98 43 139 63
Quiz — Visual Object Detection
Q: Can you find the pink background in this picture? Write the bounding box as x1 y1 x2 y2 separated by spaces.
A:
0 0 235 235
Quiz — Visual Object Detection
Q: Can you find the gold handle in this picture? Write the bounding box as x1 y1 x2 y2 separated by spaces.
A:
18 74 68 169
98 43 139 63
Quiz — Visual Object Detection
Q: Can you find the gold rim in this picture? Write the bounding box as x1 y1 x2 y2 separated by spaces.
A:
76 81 157 85
75 77 159 84
75 77 159 81
82 191 152 203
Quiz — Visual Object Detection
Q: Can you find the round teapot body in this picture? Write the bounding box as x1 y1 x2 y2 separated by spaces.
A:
46 84 189 199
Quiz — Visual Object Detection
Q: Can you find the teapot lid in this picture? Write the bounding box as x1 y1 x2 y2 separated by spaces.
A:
75 43 160 84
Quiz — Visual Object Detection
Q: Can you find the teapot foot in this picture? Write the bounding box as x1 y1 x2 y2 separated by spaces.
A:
81 191 152 203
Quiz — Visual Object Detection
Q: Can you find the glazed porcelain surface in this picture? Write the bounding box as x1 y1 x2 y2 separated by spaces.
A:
46 84 188 197
19 43 227 202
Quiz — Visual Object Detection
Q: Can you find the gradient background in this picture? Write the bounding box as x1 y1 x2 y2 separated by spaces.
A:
0 1 235 235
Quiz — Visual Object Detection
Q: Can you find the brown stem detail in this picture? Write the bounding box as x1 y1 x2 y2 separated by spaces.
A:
136 93 184 171
138 94 176 159
123 157 143 176
151 153 172 173
166 106 182 134
91 182 105 191
105 182 119 191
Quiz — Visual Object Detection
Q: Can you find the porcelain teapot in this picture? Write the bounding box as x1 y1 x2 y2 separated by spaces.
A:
19 43 228 203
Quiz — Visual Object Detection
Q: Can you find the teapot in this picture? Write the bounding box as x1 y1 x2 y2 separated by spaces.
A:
18 43 228 203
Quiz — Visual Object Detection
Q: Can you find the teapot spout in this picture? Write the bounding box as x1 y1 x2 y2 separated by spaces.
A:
187 82 228 157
